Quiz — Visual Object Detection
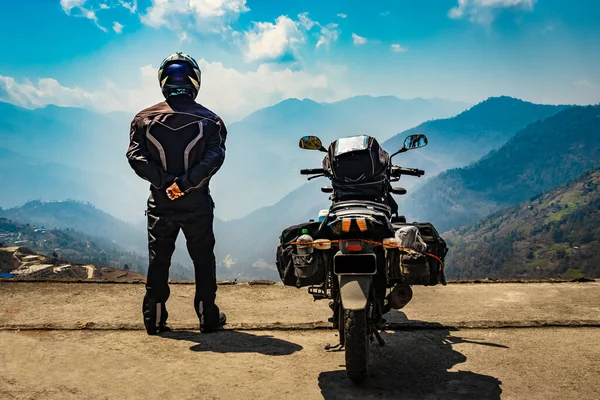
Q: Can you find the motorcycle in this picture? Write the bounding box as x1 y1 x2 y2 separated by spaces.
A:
276 133 447 383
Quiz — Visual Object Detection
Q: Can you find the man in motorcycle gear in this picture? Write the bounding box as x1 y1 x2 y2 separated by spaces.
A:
127 52 227 335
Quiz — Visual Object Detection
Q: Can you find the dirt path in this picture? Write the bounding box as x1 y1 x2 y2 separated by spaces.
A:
82 265 95 279
1 328 599 400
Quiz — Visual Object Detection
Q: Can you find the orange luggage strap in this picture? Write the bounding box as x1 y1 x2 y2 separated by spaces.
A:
282 239 445 274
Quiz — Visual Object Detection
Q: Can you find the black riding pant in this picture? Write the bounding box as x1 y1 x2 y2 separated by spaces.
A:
143 211 219 330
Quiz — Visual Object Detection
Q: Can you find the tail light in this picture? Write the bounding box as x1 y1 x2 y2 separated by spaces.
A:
341 218 352 232
345 241 363 252
356 218 368 232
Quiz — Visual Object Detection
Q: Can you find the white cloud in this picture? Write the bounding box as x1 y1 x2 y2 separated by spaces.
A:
60 0 86 13
141 0 249 29
391 44 407 53
295 13 339 50
99 3 109 9
381 11 390 17
0 61 352 121
60 0 109 32
298 12 316 30
112 21 123 33
0 75 104 110
448 0 537 24
117 0 137 13
337 13 347 19
352 33 367 45
244 16 304 62
542 23 555 34
316 23 339 49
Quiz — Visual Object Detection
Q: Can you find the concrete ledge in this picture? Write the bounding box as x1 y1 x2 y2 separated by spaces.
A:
2 281 599 330
2 319 600 332
0 277 596 284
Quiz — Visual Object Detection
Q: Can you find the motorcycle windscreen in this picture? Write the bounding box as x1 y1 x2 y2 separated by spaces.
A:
334 135 370 156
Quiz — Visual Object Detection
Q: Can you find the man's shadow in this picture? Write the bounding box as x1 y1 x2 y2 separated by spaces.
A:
318 310 505 400
158 330 303 356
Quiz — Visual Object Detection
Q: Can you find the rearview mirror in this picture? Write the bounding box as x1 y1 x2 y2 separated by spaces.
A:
403 134 428 150
299 136 327 152
390 133 428 159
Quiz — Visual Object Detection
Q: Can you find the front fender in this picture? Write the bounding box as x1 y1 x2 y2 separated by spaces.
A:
338 275 372 311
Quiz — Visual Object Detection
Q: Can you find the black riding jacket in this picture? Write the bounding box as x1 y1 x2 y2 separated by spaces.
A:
126 96 227 214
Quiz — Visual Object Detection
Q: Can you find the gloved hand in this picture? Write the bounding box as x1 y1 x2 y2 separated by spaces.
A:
166 182 184 200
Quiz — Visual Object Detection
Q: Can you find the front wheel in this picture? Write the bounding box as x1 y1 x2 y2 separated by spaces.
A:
344 308 369 383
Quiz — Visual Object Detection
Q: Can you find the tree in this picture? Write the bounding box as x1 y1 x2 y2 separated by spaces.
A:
123 264 130 271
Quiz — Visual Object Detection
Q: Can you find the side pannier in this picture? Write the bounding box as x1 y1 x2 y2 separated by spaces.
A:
388 222 448 286
275 221 331 288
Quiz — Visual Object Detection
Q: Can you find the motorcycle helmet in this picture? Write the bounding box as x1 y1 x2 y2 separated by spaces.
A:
158 52 201 99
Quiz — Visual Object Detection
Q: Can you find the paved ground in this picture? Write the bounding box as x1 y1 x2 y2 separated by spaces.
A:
1 281 599 399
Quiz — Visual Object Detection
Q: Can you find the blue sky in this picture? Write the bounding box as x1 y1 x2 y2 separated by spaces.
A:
0 0 598 120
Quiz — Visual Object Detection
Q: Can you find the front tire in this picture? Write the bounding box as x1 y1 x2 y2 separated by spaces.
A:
344 309 369 383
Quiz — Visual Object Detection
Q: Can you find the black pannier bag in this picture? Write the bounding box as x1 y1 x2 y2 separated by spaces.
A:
276 221 331 288
388 222 448 286
323 135 391 203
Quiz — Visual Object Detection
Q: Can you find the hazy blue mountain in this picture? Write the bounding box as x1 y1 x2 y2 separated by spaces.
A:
381 96 569 176
0 200 144 254
0 97 468 222
214 179 330 280
211 96 471 219
404 105 600 233
0 101 147 221
0 102 129 171
0 200 195 279
443 169 600 280
0 147 146 221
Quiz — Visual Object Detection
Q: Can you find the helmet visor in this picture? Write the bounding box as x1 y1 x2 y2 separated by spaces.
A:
163 62 195 85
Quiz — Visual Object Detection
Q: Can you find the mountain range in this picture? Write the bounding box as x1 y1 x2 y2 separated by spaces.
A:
2 95 598 281
0 95 569 223
381 96 568 175
0 200 145 254
205 95 471 219
0 101 147 221
404 105 600 232
444 168 600 279
210 97 576 278
0 200 194 279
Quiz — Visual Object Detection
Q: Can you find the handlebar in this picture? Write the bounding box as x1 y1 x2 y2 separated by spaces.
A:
301 166 424 177
300 168 326 175
391 166 425 177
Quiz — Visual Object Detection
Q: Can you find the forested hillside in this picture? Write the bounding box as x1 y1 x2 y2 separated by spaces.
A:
444 169 600 279
405 105 600 232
